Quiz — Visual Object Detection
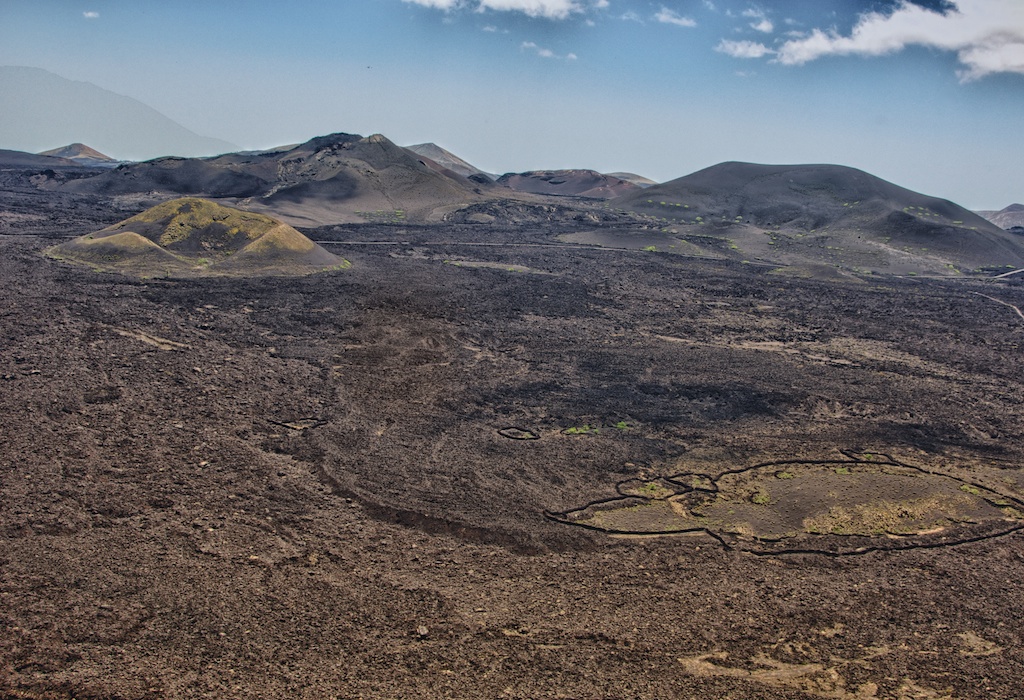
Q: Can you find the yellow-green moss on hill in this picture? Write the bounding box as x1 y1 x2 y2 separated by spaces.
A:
47 197 348 278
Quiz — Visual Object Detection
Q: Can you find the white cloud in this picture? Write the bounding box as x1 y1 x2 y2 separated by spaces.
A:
742 8 772 33
655 7 696 28
521 40 577 59
404 0 592 19
404 0 461 9
483 24 498 31
775 0 1024 81
620 10 643 23
478 0 581 19
83 11 99 19
716 39 774 58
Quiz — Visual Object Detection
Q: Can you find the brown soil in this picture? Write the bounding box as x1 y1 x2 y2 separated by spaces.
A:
2 199 1024 698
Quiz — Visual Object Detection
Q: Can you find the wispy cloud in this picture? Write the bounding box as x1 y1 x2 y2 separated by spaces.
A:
404 0 604 19
775 0 1024 81
655 7 696 28
480 0 580 19
83 11 99 19
620 10 643 23
404 0 461 9
742 8 773 34
715 39 773 59
521 40 577 59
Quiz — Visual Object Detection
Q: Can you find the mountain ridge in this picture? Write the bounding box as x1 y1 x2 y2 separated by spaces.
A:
63 132 486 225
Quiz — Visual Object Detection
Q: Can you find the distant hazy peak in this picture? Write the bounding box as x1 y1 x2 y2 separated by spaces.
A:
405 142 493 180
0 65 239 160
39 142 115 162
977 203 1024 230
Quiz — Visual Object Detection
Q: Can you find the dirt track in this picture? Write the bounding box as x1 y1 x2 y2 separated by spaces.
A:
2 216 1024 698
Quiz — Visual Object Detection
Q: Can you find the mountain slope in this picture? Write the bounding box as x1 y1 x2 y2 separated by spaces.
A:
0 148 78 168
497 169 640 199
0 66 238 160
607 172 657 188
46 197 346 276
64 132 486 225
39 143 118 167
976 204 1024 230
611 162 1024 274
406 143 494 182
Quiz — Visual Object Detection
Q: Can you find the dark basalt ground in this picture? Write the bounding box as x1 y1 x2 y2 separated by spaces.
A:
2 190 1024 699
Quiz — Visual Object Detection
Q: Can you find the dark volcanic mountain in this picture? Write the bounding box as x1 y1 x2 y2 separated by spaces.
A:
406 142 495 182
0 148 78 169
47 197 346 276
64 133 486 225
38 143 118 167
611 161 1024 274
497 169 640 199
607 172 657 188
0 66 238 160
977 203 1024 230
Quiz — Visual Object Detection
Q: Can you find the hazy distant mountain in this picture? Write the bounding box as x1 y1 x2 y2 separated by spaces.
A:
405 143 495 182
976 204 1024 230
64 132 485 225
497 170 640 199
0 66 238 160
38 143 118 167
612 162 1024 272
607 172 656 188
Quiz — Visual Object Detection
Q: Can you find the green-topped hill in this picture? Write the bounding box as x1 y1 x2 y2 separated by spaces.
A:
47 197 348 277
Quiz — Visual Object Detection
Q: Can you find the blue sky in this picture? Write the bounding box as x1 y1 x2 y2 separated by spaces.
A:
0 0 1022 208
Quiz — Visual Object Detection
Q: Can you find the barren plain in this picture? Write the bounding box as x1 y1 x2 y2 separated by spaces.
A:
2 178 1024 699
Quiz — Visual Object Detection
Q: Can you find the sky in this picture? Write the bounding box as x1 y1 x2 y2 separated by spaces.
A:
0 0 1022 208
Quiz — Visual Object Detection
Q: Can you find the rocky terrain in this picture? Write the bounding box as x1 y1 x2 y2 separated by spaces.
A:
1 156 1024 697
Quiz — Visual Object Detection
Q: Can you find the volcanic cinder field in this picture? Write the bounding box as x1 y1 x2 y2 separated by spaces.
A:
2 141 1024 700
